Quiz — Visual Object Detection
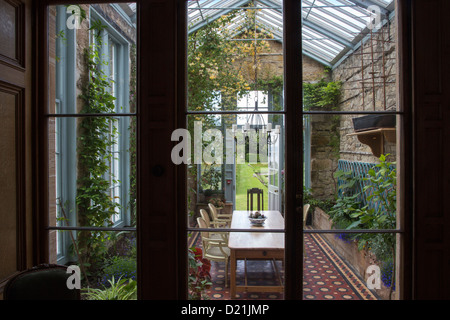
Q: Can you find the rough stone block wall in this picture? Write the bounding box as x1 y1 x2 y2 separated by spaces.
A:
238 40 326 83
306 70 338 201
332 20 397 164
309 113 339 200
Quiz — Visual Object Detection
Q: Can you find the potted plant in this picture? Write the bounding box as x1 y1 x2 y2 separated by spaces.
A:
209 197 225 209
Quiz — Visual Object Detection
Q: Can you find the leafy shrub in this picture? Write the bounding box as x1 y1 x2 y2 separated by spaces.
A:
188 247 212 300
83 276 137 300
303 78 342 110
101 256 137 287
303 187 335 213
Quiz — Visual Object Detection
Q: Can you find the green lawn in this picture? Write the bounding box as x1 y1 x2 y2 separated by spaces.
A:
235 163 269 210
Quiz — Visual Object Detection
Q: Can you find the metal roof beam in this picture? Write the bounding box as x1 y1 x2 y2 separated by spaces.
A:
302 50 333 68
255 0 282 13
304 9 363 36
302 19 354 49
309 0 368 26
303 29 344 52
188 0 252 34
259 0 356 49
302 41 335 61
345 0 390 16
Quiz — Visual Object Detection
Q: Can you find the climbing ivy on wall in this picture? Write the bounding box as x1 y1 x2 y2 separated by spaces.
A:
304 76 342 157
76 20 120 271
303 77 342 111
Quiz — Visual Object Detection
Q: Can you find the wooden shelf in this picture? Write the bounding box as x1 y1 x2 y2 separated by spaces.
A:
347 128 396 157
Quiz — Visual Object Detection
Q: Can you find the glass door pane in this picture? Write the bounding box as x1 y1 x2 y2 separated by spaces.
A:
186 0 286 300
302 0 401 300
47 3 137 299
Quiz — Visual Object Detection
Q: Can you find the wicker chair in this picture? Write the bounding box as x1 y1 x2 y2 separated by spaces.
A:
197 217 230 287
208 203 232 227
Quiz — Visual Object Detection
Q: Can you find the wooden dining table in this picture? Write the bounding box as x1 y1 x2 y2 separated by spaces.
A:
228 210 285 298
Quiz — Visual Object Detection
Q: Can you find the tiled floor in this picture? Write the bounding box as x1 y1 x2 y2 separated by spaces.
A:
189 232 378 300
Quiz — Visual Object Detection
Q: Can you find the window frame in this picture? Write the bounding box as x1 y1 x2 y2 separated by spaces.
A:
36 0 413 300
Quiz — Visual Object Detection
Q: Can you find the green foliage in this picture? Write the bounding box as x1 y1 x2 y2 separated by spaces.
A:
328 193 362 230
201 165 222 191
303 77 342 156
329 155 397 296
76 20 120 274
318 155 397 296
188 248 212 300
83 276 137 300
328 156 397 244
188 11 249 115
327 170 363 229
101 255 137 287
303 187 334 213
346 154 397 262
303 78 342 110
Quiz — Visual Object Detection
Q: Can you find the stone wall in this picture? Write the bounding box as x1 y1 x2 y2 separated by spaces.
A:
332 20 397 164
306 70 339 201
309 112 339 200
237 40 326 83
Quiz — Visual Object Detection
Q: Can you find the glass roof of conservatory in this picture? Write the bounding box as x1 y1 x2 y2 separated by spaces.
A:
186 0 395 67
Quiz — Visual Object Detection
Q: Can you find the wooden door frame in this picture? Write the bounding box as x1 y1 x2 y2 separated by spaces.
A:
396 0 413 300
283 0 303 299
34 0 415 300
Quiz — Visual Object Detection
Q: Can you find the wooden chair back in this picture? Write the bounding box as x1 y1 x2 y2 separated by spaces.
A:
247 188 264 211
